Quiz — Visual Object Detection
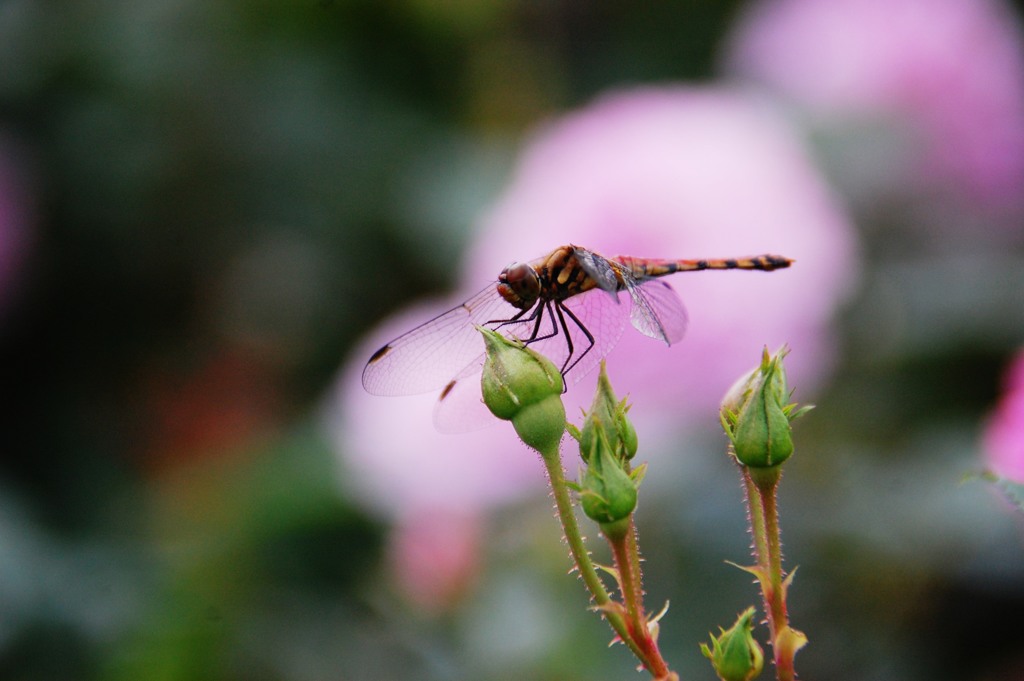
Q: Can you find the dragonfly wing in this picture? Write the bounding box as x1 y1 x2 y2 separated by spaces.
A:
362 284 521 396
432 359 496 432
527 287 630 384
628 279 688 345
432 287 632 429
573 247 622 294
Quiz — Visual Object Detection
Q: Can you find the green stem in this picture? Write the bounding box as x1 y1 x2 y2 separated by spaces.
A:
605 518 673 680
537 446 650 667
743 467 769 571
744 466 797 681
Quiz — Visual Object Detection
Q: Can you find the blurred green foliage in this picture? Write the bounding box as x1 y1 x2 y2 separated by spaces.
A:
0 1 1023 681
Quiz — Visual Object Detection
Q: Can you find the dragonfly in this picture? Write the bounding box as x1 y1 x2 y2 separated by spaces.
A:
363 244 792 430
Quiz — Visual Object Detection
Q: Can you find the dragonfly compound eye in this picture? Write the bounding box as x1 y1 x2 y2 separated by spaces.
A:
497 262 542 310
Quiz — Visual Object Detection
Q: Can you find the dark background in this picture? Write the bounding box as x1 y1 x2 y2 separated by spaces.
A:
1 2 1023 680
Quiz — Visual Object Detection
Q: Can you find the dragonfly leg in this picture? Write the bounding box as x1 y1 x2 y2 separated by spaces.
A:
556 301 596 377
526 300 561 343
551 302 576 376
487 307 529 328
492 300 560 344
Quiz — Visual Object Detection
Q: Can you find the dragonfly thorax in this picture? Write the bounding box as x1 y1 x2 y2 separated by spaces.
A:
497 262 542 310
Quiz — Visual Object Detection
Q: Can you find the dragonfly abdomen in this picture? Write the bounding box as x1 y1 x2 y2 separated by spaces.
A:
618 254 793 278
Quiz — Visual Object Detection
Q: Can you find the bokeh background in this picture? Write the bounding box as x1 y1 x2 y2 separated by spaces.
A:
2 1 1024 680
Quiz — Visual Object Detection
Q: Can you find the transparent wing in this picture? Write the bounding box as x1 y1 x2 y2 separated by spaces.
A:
574 247 687 345
531 287 630 381
362 284 522 396
432 361 494 433
626 278 688 345
432 287 634 432
572 247 621 293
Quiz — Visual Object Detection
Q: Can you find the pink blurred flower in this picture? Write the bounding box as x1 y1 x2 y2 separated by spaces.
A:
724 0 1024 211
330 85 855 529
984 350 1024 482
464 86 857 431
328 300 547 521
387 511 481 613
329 304 544 609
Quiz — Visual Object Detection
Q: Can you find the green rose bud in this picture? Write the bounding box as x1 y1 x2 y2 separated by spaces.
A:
479 328 566 454
720 348 810 468
579 362 638 462
579 424 638 525
700 607 764 681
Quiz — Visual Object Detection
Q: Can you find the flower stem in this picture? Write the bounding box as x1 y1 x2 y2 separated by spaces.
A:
537 445 652 668
605 516 674 680
743 465 802 681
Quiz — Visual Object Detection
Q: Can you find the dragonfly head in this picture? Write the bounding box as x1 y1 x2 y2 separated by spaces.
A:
497 262 542 310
